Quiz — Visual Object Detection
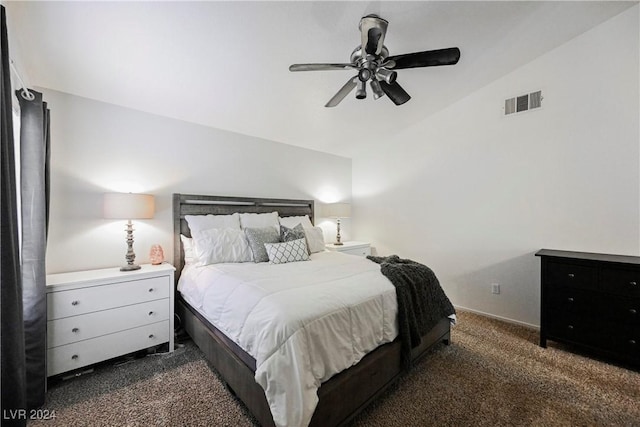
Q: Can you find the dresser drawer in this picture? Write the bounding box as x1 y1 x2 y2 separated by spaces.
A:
47 320 170 376
546 261 598 291
600 267 640 297
604 298 640 326
546 288 640 325
47 299 170 348
47 275 170 320
545 287 600 316
546 314 601 347
588 320 639 357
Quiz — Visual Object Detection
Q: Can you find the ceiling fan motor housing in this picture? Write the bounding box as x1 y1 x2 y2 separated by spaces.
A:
288 14 460 107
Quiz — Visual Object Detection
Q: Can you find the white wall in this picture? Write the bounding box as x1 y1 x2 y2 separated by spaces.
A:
44 90 352 273
353 6 640 327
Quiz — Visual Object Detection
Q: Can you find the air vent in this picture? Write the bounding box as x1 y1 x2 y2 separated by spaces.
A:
529 90 542 109
504 90 543 116
504 98 516 115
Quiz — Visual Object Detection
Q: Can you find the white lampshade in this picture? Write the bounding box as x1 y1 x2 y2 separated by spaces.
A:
103 193 155 219
324 203 351 218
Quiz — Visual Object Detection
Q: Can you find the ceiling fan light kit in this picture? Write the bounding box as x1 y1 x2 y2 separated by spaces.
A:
289 14 460 107
370 79 385 99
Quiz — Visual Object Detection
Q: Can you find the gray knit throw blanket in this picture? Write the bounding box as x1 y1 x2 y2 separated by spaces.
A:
367 255 456 370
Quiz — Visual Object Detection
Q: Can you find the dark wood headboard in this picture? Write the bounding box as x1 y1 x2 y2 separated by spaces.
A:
172 193 314 282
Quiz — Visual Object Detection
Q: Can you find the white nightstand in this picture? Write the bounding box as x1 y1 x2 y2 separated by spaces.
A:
46 263 175 377
325 241 371 257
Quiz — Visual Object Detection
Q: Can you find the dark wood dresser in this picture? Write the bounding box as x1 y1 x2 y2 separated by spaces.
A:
536 249 639 365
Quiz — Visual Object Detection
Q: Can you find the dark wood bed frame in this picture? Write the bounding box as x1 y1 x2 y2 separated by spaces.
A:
173 193 451 427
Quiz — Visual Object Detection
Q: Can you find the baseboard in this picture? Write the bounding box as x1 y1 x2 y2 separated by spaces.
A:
454 305 539 331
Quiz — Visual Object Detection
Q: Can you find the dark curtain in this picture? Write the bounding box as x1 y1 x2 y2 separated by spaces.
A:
18 88 50 410
1 5 27 426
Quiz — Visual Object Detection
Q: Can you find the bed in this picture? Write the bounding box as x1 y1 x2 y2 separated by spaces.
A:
172 193 452 427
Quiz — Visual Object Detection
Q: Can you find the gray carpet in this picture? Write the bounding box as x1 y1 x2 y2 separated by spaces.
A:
30 311 640 426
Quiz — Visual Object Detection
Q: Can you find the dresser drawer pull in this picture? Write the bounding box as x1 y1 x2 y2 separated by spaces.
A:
567 273 575 279
630 340 637 345
71 354 79 360
631 281 638 287
630 309 637 315
567 297 574 302
148 288 154 293
72 327 79 333
148 311 154 316
149 334 155 339
71 300 79 306
567 325 574 330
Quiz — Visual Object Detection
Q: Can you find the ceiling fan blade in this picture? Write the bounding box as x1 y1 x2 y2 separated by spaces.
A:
379 80 411 106
359 14 388 56
325 76 358 108
386 47 460 70
289 63 355 72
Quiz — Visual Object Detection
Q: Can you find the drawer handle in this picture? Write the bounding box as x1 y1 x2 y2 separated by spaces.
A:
149 334 155 339
148 311 154 316
630 340 637 345
567 297 574 302
71 300 79 306
148 288 154 293
630 309 637 315
567 325 574 330
567 273 575 279
72 327 79 333
631 281 638 287
71 354 78 360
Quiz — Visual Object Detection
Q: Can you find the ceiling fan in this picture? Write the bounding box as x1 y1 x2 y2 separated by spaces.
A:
289 14 460 107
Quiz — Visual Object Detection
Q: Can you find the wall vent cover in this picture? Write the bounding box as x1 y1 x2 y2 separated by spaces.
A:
504 90 543 116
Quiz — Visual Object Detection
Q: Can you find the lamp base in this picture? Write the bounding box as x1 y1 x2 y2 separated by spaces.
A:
334 218 344 246
121 220 141 272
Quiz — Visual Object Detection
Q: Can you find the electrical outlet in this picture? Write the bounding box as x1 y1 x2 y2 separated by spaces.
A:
491 283 500 294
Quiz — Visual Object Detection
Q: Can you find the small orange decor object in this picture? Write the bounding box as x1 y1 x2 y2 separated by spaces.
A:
150 244 164 265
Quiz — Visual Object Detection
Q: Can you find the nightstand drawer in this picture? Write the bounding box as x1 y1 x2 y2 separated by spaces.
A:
341 246 372 257
325 242 371 257
47 320 170 376
47 275 170 320
47 299 170 348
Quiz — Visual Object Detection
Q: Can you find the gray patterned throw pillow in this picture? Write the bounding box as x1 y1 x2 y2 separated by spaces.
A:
280 223 306 242
264 238 310 264
244 227 281 263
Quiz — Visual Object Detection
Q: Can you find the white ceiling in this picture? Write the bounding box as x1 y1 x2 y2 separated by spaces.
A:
5 1 637 157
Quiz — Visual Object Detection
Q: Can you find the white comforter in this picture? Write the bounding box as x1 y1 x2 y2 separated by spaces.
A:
178 250 399 427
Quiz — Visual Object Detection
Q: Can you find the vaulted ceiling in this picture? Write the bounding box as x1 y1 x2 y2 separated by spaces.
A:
5 1 636 156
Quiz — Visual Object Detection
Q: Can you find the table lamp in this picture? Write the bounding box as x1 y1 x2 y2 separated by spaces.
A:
324 203 351 245
103 192 155 271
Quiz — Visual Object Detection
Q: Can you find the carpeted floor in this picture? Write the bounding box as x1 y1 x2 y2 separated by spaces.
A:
30 311 640 426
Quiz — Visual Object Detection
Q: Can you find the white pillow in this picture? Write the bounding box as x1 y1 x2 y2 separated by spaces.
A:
185 213 240 235
264 238 310 264
304 226 326 254
180 234 195 265
279 215 313 229
239 212 279 232
192 228 253 265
